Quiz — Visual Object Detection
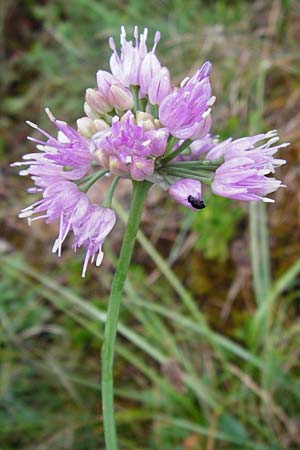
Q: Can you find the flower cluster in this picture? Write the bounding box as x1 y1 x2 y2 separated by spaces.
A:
14 26 287 274
13 111 115 276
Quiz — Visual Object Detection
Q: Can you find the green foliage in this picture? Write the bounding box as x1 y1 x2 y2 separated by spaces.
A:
191 195 244 261
2 0 300 449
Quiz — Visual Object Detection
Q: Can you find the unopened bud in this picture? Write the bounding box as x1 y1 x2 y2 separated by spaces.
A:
94 119 109 131
84 102 99 120
85 88 112 114
77 117 97 137
108 84 134 111
130 158 154 181
139 53 161 96
109 155 128 176
148 67 172 105
94 147 109 167
136 111 155 130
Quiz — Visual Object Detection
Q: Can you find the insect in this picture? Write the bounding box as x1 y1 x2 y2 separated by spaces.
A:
187 195 206 209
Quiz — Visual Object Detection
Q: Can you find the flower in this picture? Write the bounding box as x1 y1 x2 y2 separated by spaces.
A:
14 25 288 277
13 110 116 276
158 62 214 139
148 67 172 105
109 26 161 88
210 131 287 202
169 179 205 210
91 111 168 181
96 71 134 111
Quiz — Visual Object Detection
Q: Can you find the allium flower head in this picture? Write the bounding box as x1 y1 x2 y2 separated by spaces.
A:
14 26 288 275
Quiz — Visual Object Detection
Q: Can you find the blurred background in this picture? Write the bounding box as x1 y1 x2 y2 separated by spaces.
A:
1 0 300 449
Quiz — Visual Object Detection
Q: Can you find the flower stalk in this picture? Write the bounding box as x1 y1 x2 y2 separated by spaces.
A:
101 180 151 450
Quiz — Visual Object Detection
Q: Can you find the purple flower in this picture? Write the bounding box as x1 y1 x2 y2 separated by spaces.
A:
169 179 205 210
91 111 169 180
96 71 134 111
148 67 172 105
109 26 161 88
139 49 162 97
210 131 287 202
77 116 108 138
158 62 214 139
23 109 93 180
85 88 112 114
14 111 116 276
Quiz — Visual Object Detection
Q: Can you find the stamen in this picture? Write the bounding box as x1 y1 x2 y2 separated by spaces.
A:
57 212 64 257
180 77 189 87
134 25 139 46
27 136 47 146
207 96 216 106
202 108 211 119
28 214 48 225
82 249 91 277
266 137 280 147
152 31 161 52
45 107 55 122
26 120 53 140
109 36 116 52
19 210 33 218
96 249 104 266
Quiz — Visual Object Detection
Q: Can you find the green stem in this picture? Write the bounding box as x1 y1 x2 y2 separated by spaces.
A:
166 158 223 170
101 180 151 450
131 85 140 113
161 139 192 163
80 169 109 192
102 177 120 208
161 168 213 184
163 136 179 157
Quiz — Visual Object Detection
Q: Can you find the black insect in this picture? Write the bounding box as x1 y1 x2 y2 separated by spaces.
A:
187 195 206 210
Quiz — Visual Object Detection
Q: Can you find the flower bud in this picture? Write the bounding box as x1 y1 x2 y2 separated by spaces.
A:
77 117 97 137
77 117 109 138
96 70 117 96
148 67 172 105
139 53 161 96
85 88 112 114
130 157 154 181
94 119 109 130
94 147 109 167
108 84 134 111
136 111 156 130
109 155 128 176
147 128 168 156
84 102 99 120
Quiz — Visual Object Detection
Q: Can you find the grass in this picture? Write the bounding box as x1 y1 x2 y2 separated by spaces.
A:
1 0 300 449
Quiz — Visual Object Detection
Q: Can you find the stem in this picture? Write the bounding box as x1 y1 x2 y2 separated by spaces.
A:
166 158 223 170
102 177 120 208
161 168 213 184
131 85 140 113
80 169 109 192
101 180 151 450
163 136 179 157
161 139 192 163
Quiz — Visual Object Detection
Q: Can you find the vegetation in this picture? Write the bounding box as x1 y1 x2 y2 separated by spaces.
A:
1 0 300 449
